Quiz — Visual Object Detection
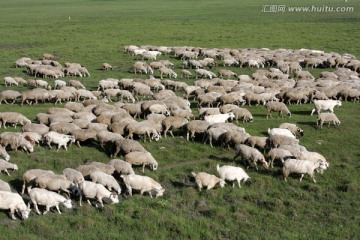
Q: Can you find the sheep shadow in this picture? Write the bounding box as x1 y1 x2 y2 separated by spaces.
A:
297 121 318 129
170 179 195 188
290 110 312 116
8 178 24 193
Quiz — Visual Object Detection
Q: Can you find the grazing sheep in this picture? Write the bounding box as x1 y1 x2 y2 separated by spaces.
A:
203 127 227 148
279 123 304 136
76 165 102 178
269 135 299 148
33 173 78 196
108 159 135 175
267 148 295 168
21 169 55 195
0 112 31 129
233 144 269 170
86 162 115 175
89 171 121 194
317 112 341 129
283 159 327 182
216 164 250 188
0 191 31 220
311 100 342 115
222 131 251 149
62 168 85 186
185 120 211 141
4 77 19 87
28 188 72 215
0 146 10 161
0 159 18 176
232 107 253 123
71 129 97 147
191 172 226 191
0 179 11 192
22 123 49 135
112 139 147 157
268 128 297 139
0 90 21 104
103 63 113 71
204 113 235 124
79 181 119 207
125 121 161 142
121 174 165 198
245 136 271 151
0 132 34 153
50 122 80 135
124 151 158 173
265 102 291 119
43 131 75 150
162 116 189 138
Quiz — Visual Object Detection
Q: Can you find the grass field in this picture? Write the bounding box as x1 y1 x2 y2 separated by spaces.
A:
0 0 359 239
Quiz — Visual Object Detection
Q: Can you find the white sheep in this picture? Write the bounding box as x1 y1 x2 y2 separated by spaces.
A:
162 116 189 138
204 113 235 124
79 181 119 207
203 127 227 148
0 145 10 161
62 168 85 186
191 172 226 191
43 131 75 151
216 164 250 188
4 77 19 86
279 123 304 137
33 173 78 196
267 148 295 168
28 188 72 215
0 132 34 153
265 102 291 119
268 128 297 139
124 151 158 173
317 112 341 129
245 136 270 151
283 159 327 182
0 179 11 191
21 169 55 195
108 159 135 175
54 80 67 89
89 171 121 194
233 144 269 170
0 191 31 220
103 63 113 71
121 174 165 198
0 112 31 129
0 159 18 176
269 135 299 148
0 90 21 104
311 100 342 115
185 120 211 141
112 138 147 158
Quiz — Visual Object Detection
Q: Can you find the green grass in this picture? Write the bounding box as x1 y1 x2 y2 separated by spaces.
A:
0 0 360 239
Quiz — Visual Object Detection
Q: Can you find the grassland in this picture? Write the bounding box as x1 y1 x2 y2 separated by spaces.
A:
0 0 359 239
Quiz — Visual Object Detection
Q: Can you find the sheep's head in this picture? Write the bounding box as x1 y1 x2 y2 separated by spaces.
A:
20 206 31 220
109 193 119 204
62 199 73 209
297 127 304 136
219 179 226 188
156 187 165 197
287 112 292 118
260 159 269 169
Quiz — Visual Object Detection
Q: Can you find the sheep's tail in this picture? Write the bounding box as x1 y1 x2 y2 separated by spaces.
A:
191 172 197 177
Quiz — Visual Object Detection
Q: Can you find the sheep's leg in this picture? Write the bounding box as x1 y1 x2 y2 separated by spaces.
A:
87 199 92 206
142 163 145 173
299 174 304 182
34 202 41 215
76 141 81 147
169 130 175 138
4 169 10 176
10 208 17 220
43 206 50 215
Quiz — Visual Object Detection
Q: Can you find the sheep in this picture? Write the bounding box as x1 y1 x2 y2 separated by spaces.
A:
245 136 271 151
0 112 31 129
68 79 86 89
71 129 97 147
216 164 250 188
52 90 75 104
28 188 72 215
0 159 18 176
117 90 135 103
22 123 49 135
79 181 119 207
4 77 19 86
267 148 295 168
222 131 251 149
89 171 121 194
62 168 85 186
97 79 119 91
21 169 55 195
269 135 299 148
132 61 153 75
121 174 165 198
311 100 342 115
50 122 80 135
185 120 211 141
204 113 235 124
0 146 10 161
148 103 170 116
191 172 226 191
268 128 297 139
86 162 115 175
283 159 327 182
298 151 329 170
96 130 123 150
124 151 158 173
279 123 304 137
111 138 147 158
0 191 31 220
108 159 135 175
35 79 51 90
232 107 253 123
43 131 75 151
21 89 51 105
217 69 237 79
181 69 193 78
76 165 102 178
33 173 79 196
203 127 227 148
0 179 11 192
0 132 34 153
75 89 97 101
54 80 67 89
125 121 161 142
233 144 269 170
0 90 21 104
162 116 189 138
103 63 113 71
317 112 341 129
265 102 291 119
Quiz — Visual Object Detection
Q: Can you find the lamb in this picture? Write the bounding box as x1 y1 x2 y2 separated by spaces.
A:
204 113 235 124
267 148 295 168
233 144 269 170
0 90 21 104
121 174 165 198
185 120 211 141
0 179 11 192
79 181 119 207
21 169 55 195
0 159 18 176
265 102 291 119
62 168 85 186
33 172 78 196
43 131 75 151
317 112 341 129
0 132 34 153
0 191 31 220
283 159 327 182
162 116 189 138
0 112 31 129
124 151 158 173
4 77 19 86
108 159 135 175
103 63 113 71
28 188 72 215
216 164 250 188
245 136 271 151
279 123 304 137
89 171 121 194
311 100 342 115
191 172 226 191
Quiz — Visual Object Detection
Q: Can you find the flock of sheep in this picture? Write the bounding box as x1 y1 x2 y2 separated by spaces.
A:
0 44 358 220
